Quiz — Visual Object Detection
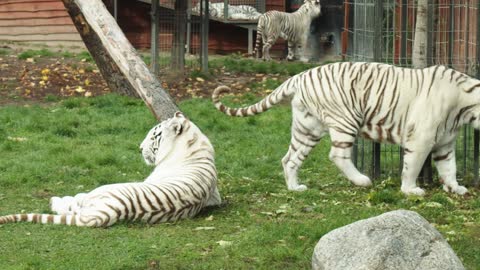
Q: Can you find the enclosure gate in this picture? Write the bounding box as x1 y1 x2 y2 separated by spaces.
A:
343 0 480 186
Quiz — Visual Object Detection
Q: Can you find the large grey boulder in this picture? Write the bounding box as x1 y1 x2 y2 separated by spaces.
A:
312 210 464 270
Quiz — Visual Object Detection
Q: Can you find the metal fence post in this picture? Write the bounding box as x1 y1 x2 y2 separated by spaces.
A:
200 0 209 73
418 0 434 185
224 0 229 21
474 0 480 187
150 0 160 76
399 0 407 176
372 0 383 180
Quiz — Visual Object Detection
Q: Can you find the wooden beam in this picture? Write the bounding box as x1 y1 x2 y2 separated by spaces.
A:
61 0 179 121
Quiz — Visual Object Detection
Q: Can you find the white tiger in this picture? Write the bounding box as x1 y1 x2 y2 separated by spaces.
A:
0 112 221 227
254 0 321 61
212 62 480 196
192 2 262 20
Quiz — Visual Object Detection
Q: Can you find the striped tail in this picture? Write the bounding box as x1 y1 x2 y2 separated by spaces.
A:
0 213 88 226
253 17 264 58
212 78 296 117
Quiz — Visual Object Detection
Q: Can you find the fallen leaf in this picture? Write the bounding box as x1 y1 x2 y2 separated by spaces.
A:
41 68 50 75
7 136 27 142
216 240 233 247
75 86 85 93
194 226 215 231
424 202 443 208
205 215 214 221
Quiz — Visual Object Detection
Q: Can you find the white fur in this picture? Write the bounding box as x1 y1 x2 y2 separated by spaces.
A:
254 0 321 61
213 62 480 196
0 113 221 227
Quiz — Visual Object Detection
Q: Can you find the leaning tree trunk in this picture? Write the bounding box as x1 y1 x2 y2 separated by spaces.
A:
412 0 428 68
61 0 179 121
171 0 187 71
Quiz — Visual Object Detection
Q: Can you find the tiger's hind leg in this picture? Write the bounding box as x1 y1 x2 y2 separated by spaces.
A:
328 129 372 187
282 103 327 191
205 186 222 206
432 141 468 195
262 34 278 61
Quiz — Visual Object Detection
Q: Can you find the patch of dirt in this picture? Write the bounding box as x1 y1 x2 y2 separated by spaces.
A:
0 47 286 105
0 52 107 105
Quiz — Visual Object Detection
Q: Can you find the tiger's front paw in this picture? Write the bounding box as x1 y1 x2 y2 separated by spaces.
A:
443 184 468 195
401 186 426 196
289 184 308 192
351 175 372 187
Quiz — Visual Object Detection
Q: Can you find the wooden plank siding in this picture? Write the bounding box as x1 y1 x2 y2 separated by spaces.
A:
0 0 84 48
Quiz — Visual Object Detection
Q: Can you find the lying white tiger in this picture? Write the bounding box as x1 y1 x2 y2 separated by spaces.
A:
0 112 221 227
212 62 480 196
192 2 262 20
254 0 321 61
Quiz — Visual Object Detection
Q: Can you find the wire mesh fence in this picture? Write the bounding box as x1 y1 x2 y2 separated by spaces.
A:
149 0 265 74
148 0 205 75
343 0 480 184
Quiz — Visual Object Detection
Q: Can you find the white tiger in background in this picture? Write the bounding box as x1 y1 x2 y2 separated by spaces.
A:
212 62 480 196
0 112 221 227
192 2 262 20
254 0 321 61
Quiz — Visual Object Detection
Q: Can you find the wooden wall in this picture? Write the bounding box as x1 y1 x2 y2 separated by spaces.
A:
0 0 84 48
113 0 286 54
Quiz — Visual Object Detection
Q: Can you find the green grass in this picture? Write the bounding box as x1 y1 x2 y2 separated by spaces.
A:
0 48 10 56
0 94 479 269
76 51 94 62
209 54 320 76
17 49 55 60
16 49 93 63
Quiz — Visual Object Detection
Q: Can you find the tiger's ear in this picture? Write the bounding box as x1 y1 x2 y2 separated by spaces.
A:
174 111 185 118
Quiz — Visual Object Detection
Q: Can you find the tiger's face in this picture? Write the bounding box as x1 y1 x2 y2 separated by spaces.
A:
303 0 321 16
140 112 187 166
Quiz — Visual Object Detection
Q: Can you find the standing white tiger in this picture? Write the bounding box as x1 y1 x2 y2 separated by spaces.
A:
254 0 321 61
212 62 480 196
0 112 221 227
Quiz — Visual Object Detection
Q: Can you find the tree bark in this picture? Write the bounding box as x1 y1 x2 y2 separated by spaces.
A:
412 0 428 68
61 0 179 121
171 0 187 71
412 0 432 183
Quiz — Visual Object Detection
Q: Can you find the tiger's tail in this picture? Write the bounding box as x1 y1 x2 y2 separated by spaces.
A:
212 76 298 117
253 16 264 58
0 213 93 227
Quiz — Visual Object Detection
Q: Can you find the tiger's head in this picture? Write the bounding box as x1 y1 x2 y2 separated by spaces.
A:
140 111 189 166
302 0 321 17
